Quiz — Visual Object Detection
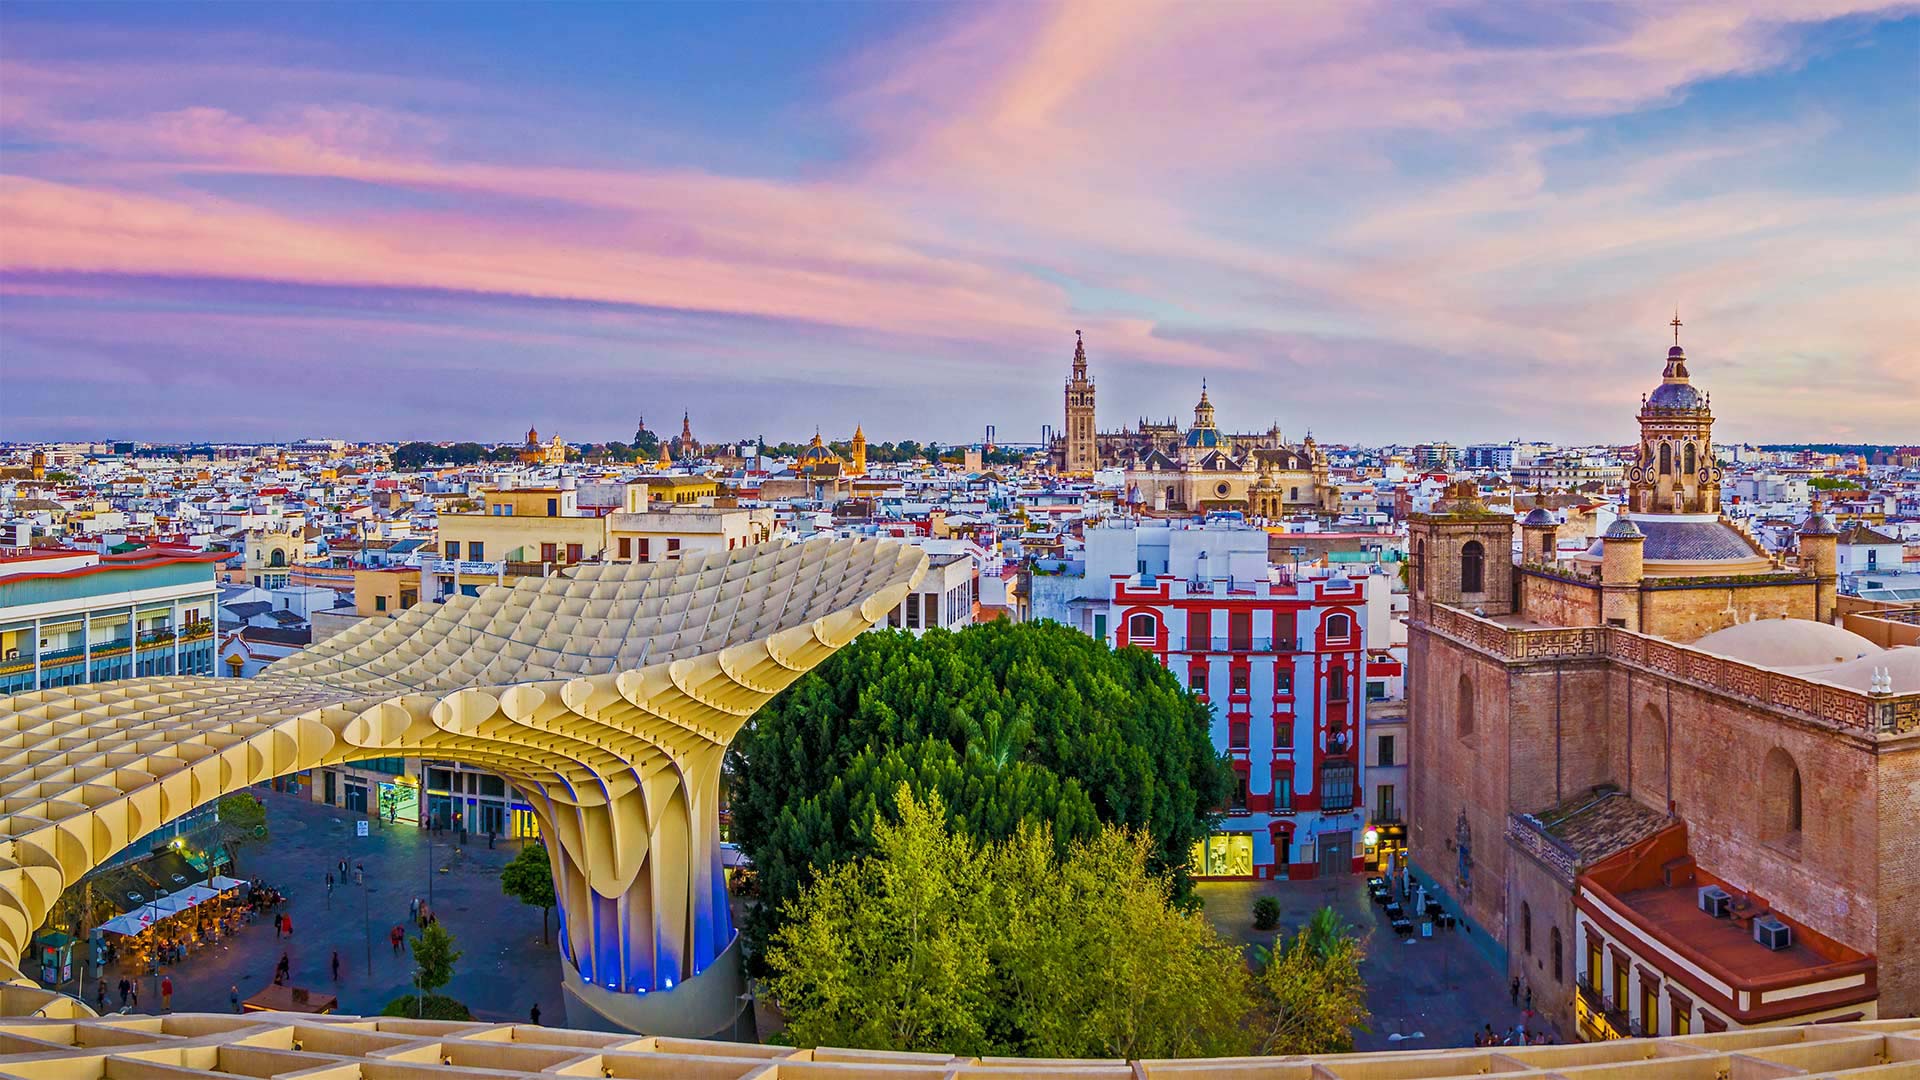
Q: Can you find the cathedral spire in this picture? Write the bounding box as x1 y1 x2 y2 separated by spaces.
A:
1071 330 1087 378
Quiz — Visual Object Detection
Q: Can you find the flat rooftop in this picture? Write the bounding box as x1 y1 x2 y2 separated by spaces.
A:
1614 883 1848 982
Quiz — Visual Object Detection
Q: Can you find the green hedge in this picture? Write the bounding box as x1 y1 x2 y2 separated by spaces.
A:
379 994 473 1021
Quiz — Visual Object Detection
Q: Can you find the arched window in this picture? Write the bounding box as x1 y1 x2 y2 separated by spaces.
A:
269 549 286 568
1127 613 1158 642
1551 927 1564 982
1659 442 1672 475
1683 442 1697 476
1762 747 1803 849
1325 612 1352 641
1460 541 1484 594
1457 673 1474 738
1522 902 1533 954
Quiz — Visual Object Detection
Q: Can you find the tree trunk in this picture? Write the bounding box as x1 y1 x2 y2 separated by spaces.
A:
541 907 550 945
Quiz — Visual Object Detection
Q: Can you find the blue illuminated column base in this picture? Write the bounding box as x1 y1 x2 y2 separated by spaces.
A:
557 931 750 1040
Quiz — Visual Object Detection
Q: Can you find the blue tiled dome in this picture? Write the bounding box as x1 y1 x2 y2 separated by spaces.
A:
1184 428 1221 448
1647 382 1704 409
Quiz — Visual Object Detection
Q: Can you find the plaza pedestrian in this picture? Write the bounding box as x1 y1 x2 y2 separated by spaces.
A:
118 977 130 1007
390 925 404 954
128 982 137 1010
283 913 294 937
529 1003 540 1025
1524 983 1533 1011
95 980 107 1013
409 897 419 923
274 915 282 939
1509 976 1520 1006
331 950 340 981
230 985 240 1013
275 952 290 985
160 975 172 1012
325 872 333 893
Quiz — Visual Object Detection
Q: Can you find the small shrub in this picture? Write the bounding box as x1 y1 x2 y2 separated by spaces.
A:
1252 896 1282 931
380 994 473 1021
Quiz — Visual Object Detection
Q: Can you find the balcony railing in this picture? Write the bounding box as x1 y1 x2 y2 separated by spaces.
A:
1197 636 1305 653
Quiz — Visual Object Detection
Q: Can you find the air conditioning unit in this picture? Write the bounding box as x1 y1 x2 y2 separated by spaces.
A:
1754 915 1793 951
1697 885 1732 918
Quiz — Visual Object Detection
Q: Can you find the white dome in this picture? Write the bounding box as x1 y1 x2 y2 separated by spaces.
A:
1797 646 1920 693
1691 618 1881 669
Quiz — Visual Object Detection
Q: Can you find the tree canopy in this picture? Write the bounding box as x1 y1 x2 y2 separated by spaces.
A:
214 793 268 871
410 922 462 996
500 842 558 944
727 620 1231 969
766 786 1252 1057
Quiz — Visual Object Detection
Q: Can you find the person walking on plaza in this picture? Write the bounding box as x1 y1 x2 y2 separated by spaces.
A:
409 897 419 924
1509 976 1520 1006
95 980 107 1013
390 925 404 955
331 950 340 981
282 913 293 937
1524 983 1533 1012
160 975 172 1012
529 1003 540 1025
118 977 130 1007
230 985 240 1013
128 982 138 1010
325 871 333 894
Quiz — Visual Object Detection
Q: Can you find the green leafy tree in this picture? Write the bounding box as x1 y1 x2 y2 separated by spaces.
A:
501 842 558 944
728 621 1231 970
410 921 462 996
766 786 1255 1057
215 793 268 871
1249 906 1371 1055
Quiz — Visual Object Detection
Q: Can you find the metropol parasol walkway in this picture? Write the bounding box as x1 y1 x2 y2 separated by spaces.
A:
0 536 927 1034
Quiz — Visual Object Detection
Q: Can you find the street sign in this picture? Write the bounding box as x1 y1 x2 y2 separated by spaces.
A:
355 820 369 837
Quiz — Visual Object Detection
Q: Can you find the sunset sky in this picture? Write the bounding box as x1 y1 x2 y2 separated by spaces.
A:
2 2 1916 445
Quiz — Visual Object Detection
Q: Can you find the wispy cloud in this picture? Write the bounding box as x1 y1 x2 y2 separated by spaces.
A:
1 2 1915 441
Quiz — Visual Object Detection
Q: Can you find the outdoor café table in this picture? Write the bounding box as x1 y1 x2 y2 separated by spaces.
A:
1392 917 1413 936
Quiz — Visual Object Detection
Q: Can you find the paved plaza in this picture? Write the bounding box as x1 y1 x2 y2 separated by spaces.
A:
1195 873 1549 1051
93 789 562 1023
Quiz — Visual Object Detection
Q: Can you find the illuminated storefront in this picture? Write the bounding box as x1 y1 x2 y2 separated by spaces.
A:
1190 833 1255 879
1362 822 1406 874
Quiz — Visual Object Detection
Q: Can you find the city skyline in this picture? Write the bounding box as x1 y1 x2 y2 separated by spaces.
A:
2 3 1917 444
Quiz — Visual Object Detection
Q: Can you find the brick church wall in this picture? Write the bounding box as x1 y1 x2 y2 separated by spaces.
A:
1638 581 1817 643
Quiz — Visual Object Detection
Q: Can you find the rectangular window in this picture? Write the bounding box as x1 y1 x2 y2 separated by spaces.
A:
1275 670 1293 695
1231 667 1249 694
547 498 558 516
925 591 939 627
1319 760 1356 813
1587 939 1603 989
1367 679 1387 701
1375 784 1395 822
375 596 388 612
638 538 651 561
566 543 583 563
444 541 461 559
1229 719 1249 748
667 538 682 560
1275 718 1294 747
905 594 920 629
618 538 632 559
1231 773 1248 810
1188 667 1205 692
1612 958 1628 1014
1187 609 1211 649
1093 613 1107 642
1274 611 1298 649
1378 734 1395 767
1274 774 1294 811
540 542 557 563
1228 611 1252 652
1640 982 1659 1035
468 542 483 561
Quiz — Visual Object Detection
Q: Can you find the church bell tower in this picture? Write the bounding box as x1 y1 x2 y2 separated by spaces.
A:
1063 331 1097 473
